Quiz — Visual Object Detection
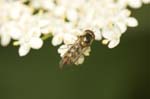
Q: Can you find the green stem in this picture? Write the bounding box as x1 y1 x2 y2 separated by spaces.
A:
41 33 52 41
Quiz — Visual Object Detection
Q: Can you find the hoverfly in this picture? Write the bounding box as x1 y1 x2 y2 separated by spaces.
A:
59 30 95 68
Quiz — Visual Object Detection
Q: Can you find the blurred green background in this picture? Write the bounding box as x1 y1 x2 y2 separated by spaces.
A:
0 6 149 99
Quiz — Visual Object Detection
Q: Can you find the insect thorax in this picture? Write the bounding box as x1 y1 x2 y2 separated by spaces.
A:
80 30 95 47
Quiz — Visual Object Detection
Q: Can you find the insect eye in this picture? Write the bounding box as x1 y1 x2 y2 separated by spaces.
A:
84 34 92 43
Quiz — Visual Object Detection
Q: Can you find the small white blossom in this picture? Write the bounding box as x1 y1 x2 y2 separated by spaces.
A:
126 17 138 27
58 44 70 57
117 0 150 8
29 37 43 49
0 1 31 46
0 31 11 47
0 0 149 65
52 33 77 46
16 17 44 56
128 0 143 8
51 22 78 46
142 0 150 4
19 43 30 56
29 0 55 11
102 27 121 48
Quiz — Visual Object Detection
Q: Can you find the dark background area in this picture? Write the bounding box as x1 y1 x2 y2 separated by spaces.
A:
0 5 149 99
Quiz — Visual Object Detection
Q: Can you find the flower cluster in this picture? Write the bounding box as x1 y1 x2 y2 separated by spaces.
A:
0 0 149 65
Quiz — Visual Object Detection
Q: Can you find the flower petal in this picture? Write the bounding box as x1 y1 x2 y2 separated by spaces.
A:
19 44 30 56
108 39 120 48
126 17 138 27
142 0 150 4
66 9 78 22
29 37 43 49
128 0 142 8
64 33 77 44
9 27 22 40
116 22 127 33
102 29 114 40
0 33 11 47
92 28 102 40
52 34 63 46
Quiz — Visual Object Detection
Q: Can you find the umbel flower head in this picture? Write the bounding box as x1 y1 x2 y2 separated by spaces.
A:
0 0 149 66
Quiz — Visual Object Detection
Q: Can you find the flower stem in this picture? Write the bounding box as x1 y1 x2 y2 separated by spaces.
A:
41 33 52 41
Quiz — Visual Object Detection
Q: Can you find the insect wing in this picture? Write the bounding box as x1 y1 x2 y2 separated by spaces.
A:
59 55 71 69
72 46 89 64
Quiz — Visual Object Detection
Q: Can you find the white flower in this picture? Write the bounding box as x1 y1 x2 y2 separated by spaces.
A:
0 30 11 47
142 0 150 4
52 32 77 46
18 37 43 56
126 17 138 27
29 0 55 11
66 8 78 22
58 44 70 57
51 22 78 46
128 0 143 8
19 43 31 57
0 21 22 46
0 1 31 46
18 36 43 57
102 27 121 48
117 0 150 8
16 19 44 56
127 0 150 8
0 0 149 65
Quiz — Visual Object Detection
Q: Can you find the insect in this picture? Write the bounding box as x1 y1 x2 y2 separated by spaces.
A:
59 30 95 68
